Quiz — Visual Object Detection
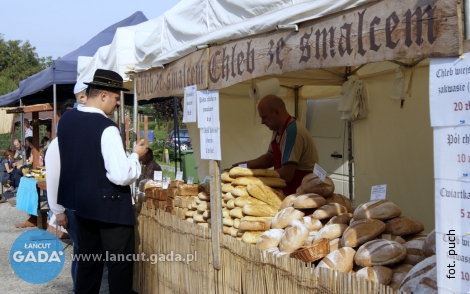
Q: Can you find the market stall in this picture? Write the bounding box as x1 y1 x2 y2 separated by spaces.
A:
129 0 464 292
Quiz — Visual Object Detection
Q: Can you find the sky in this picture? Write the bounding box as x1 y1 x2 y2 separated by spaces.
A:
0 0 182 59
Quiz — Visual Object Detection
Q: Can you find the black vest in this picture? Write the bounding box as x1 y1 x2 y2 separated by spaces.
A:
57 108 135 226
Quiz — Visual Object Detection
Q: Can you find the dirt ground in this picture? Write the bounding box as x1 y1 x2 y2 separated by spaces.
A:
0 193 109 293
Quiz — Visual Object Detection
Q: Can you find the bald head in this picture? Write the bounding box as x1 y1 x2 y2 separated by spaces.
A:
257 95 290 131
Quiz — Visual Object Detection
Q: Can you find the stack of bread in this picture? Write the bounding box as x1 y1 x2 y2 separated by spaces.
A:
171 180 194 219
142 180 163 209
185 191 212 228
253 173 436 292
220 167 286 243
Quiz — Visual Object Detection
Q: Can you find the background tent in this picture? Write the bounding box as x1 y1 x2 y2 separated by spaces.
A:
0 11 148 107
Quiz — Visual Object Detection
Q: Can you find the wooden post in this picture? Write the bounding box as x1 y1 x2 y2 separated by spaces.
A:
209 160 222 270
32 112 39 169
143 116 148 145
125 116 130 149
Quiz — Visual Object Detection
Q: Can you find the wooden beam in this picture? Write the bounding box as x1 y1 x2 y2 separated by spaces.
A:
209 160 222 270
32 112 39 169
6 104 54 114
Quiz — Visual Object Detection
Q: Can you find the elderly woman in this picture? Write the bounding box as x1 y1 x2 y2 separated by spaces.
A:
2 150 20 193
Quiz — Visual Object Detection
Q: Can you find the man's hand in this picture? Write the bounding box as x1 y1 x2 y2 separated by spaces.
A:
232 161 249 168
132 139 148 158
55 213 68 228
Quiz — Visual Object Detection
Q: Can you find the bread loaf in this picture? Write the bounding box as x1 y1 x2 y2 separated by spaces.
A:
221 171 235 182
230 207 244 219
315 224 348 241
298 216 323 231
279 194 298 210
355 266 393 285
233 218 240 229
197 201 209 212
388 264 414 290
241 231 264 244
256 229 284 251
240 216 273 222
271 207 305 229
246 183 285 208
229 227 244 238
222 208 229 218
292 193 326 209
234 195 267 207
239 219 271 231
299 174 335 198
186 217 193 222
340 218 386 247
311 203 348 220
229 167 280 178
316 247 356 273
326 193 355 213
223 226 230 234
223 192 235 202
222 183 233 193
198 192 210 201
401 239 426 265
231 186 249 197
232 176 286 188
202 210 211 219
279 220 309 253
422 230 436 257
353 200 401 221
242 203 277 217
376 234 406 244
177 184 198 196
384 216 424 236
193 212 205 223
354 240 406 267
227 199 235 209
329 238 341 251
326 213 353 225
223 217 234 227
399 255 437 294
185 210 195 217
195 197 202 204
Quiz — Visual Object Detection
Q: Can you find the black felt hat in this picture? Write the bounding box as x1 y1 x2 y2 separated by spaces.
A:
84 69 129 92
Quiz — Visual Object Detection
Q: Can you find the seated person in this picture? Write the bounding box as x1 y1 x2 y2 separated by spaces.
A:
2 150 21 193
13 136 33 171
139 148 162 181
12 139 23 160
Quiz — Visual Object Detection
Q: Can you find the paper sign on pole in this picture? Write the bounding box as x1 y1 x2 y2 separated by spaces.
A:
370 184 387 200
197 90 220 128
313 163 326 182
183 85 197 123
154 171 163 181
433 126 470 180
200 127 221 160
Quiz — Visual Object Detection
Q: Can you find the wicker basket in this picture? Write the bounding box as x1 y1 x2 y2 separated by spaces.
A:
290 238 330 263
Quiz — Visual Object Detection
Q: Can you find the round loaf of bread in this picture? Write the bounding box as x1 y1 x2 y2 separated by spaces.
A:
329 238 341 252
376 233 406 244
202 210 211 219
315 224 348 241
326 193 355 213
293 193 326 209
422 230 436 257
311 203 348 220
298 216 323 231
231 186 249 197
222 208 229 218
233 218 240 229
256 229 284 251
299 174 335 198
401 239 426 265
227 199 235 209
222 183 233 193
316 247 356 273
354 239 406 267
340 218 386 247
353 200 402 221
355 266 393 285
271 207 305 229
327 213 353 225
384 216 424 236
223 192 235 202
279 194 298 210
221 171 235 182
223 217 234 227
388 264 414 290
198 192 210 201
399 255 437 294
223 225 230 234
279 220 309 253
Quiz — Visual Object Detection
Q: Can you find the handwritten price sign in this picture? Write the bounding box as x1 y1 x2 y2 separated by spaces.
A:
197 90 220 128
183 85 197 123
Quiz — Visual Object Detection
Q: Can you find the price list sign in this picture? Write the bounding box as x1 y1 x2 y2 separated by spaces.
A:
200 127 221 160
183 85 197 123
430 54 470 293
197 90 220 128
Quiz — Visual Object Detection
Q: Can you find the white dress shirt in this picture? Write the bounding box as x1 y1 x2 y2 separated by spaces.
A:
46 105 141 215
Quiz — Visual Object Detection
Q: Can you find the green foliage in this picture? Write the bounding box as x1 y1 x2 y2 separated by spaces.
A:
0 34 53 95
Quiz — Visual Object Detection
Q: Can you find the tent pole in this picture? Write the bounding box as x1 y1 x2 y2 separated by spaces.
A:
20 99 25 166
133 73 138 145
120 91 125 148
348 121 354 204
53 84 57 137
173 97 179 177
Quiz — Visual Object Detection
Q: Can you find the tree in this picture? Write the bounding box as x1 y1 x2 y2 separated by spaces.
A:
0 34 53 95
152 98 184 133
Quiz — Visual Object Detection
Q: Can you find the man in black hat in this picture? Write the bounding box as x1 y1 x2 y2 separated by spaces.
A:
55 69 147 293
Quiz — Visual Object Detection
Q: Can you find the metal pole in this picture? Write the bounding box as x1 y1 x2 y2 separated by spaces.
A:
120 91 125 148
348 121 354 204
20 99 25 166
173 97 180 176
53 84 57 137
466 0 470 39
